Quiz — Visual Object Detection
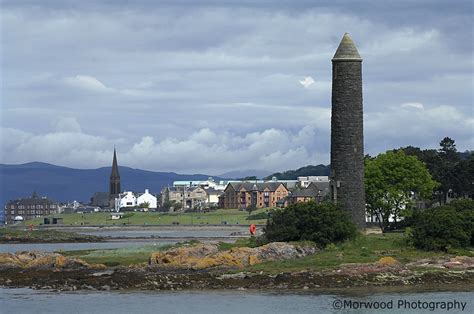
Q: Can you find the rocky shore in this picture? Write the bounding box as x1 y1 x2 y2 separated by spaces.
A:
1 243 473 292
1 261 473 292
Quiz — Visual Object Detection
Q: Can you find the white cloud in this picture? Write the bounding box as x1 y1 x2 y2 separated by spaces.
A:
64 75 112 92
299 76 315 88
400 102 424 110
0 126 329 174
53 117 82 133
365 104 473 155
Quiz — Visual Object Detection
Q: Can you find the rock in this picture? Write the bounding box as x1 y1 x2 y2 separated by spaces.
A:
149 243 219 266
217 272 247 280
376 257 400 266
99 285 111 291
443 261 463 269
406 256 474 270
149 242 318 270
451 256 474 267
0 251 100 270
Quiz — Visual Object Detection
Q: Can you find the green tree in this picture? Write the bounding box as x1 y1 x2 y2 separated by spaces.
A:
409 200 474 251
264 201 357 247
436 137 462 204
452 152 474 199
365 150 438 232
163 188 170 204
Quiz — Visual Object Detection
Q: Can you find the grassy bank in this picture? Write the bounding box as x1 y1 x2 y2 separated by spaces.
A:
0 228 104 243
24 208 268 226
61 233 474 270
247 233 474 273
61 241 199 267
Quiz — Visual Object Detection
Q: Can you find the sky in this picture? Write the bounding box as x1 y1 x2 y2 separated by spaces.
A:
1 0 472 175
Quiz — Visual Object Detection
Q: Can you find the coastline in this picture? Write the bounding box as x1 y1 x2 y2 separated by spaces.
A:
1 266 473 292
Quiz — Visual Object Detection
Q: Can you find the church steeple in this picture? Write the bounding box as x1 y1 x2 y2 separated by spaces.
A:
109 148 121 202
110 148 120 179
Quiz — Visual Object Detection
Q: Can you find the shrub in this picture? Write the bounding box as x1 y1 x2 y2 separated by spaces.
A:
410 204 472 251
448 199 474 246
264 201 357 248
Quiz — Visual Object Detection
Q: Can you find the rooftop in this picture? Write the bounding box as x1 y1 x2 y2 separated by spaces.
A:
332 33 362 61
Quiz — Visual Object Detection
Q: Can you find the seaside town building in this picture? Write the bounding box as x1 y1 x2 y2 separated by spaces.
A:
161 185 219 210
220 182 289 209
117 189 158 210
4 192 58 224
287 181 330 205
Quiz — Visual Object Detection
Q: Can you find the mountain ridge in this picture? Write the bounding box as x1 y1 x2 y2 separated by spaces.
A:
0 162 228 222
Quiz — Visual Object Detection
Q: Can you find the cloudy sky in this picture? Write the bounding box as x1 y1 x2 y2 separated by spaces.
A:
1 0 472 175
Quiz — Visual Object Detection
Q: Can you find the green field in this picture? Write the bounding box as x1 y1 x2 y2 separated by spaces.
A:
25 208 268 226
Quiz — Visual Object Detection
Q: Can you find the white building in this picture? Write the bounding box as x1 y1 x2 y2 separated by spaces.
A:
137 189 157 209
119 191 137 208
118 189 157 210
173 177 227 191
297 176 329 188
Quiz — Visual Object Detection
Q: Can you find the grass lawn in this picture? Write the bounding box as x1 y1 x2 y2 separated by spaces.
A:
245 233 474 274
24 208 269 226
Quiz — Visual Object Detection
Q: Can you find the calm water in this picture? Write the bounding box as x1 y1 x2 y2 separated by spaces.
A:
0 229 239 253
77 229 238 238
0 288 472 314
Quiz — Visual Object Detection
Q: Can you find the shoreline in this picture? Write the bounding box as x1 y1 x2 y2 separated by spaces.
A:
1 225 253 244
1 267 473 292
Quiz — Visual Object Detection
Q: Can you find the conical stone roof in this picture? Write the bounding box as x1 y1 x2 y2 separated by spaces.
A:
332 33 362 61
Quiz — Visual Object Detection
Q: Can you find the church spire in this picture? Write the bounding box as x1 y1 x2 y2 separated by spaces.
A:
110 147 120 179
109 148 121 205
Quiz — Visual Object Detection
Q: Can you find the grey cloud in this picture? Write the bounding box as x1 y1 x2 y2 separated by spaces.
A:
1 1 472 172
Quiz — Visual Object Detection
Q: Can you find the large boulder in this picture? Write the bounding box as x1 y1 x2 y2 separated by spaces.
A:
149 243 219 267
0 251 101 270
149 242 318 270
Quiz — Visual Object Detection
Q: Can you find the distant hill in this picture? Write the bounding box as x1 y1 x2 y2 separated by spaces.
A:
0 162 222 222
218 169 271 179
264 164 330 180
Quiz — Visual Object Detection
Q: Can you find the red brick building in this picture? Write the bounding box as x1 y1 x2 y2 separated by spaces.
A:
221 182 289 209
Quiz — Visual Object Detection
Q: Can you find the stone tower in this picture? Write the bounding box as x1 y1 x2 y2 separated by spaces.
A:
330 33 366 229
109 148 121 204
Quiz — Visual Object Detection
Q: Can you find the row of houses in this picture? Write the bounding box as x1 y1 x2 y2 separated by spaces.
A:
3 176 331 224
219 180 330 209
163 177 331 211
